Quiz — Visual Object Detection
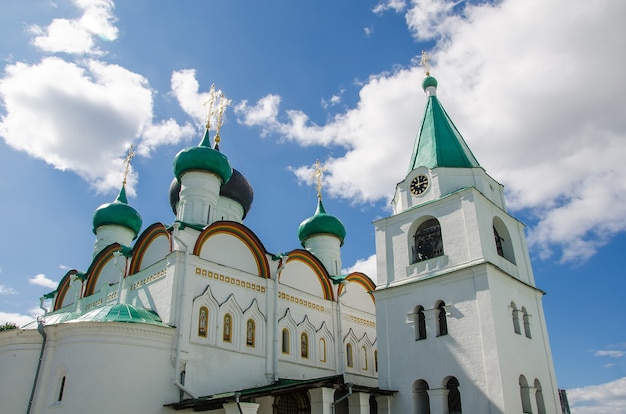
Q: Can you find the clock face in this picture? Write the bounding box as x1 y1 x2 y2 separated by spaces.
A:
410 174 429 196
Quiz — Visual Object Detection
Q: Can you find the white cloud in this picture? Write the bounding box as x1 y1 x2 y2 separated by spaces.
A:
30 0 117 55
235 0 626 263
0 57 191 195
568 377 626 414
0 285 16 295
0 311 35 327
594 350 625 358
343 254 377 283
28 274 58 289
373 0 407 14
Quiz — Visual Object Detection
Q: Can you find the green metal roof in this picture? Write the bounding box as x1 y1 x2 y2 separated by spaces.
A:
408 76 480 171
92 185 143 237
298 198 346 246
70 304 170 327
173 129 233 183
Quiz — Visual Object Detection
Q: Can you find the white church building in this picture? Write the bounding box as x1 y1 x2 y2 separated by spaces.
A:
0 72 561 414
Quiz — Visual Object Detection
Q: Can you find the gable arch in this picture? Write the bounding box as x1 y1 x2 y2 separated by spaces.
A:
194 221 270 278
337 272 376 309
52 269 80 312
128 223 171 275
280 249 334 301
83 243 122 297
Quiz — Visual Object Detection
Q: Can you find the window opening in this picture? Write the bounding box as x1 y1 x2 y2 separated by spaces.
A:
520 375 532 413
522 307 532 338
346 343 353 367
246 319 255 347
446 377 462 413
412 219 444 263
415 305 427 340
301 332 309 359
413 379 431 414
361 346 368 370
535 379 546 414
282 328 290 354
223 313 232 343
511 302 521 334
319 338 327 362
437 301 448 336
198 306 208 338
57 376 66 402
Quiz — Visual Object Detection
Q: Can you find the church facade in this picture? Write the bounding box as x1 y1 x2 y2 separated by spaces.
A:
0 74 560 414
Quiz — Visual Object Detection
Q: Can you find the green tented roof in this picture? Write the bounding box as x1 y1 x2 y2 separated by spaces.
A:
70 304 170 327
408 77 480 171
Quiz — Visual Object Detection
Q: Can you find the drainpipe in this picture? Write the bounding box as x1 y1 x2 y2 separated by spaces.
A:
173 223 194 399
27 320 47 414
336 281 348 375
331 383 353 414
273 255 287 382
235 392 244 414
39 297 48 316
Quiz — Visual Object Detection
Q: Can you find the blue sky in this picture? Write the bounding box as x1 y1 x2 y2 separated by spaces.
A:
1 1 625 412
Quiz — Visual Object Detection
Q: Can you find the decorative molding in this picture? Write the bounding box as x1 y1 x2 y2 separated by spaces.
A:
129 269 167 290
195 267 265 293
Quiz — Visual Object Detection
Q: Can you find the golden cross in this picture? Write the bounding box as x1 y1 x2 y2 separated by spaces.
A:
203 84 217 130
122 145 136 186
214 91 231 144
309 160 327 199
420 50 431 76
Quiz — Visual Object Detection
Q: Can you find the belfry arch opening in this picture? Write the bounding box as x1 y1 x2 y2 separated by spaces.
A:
493 217 516 264
411 217 444 264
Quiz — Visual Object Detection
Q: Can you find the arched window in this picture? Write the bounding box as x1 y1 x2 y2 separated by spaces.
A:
436 301 448 336
361 346 368 370
413 379 430 414
57 376 66 402
319 338 327 362
415 305 427 340
223 313 232 342
369 394 378 414
511 302 521 335
535 379 546 414
346 343 353 367
246 319 255 347
275 392 311 414
282 328 290 354
374 350 378 372
198 306 208 338
519 375 532 413
522 307 532 338
301 332 309 359
493 217 516 263
446 377 462 413
412 218 444 263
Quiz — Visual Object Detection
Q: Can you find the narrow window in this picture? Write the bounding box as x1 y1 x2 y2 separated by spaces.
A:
361 346 368 370
494 226 504 257
511 302 521 334
446 377 462 413
535 379 546 414
522 307 532 338
57 376 66 402
319 338 327 362
198 306 208 338
223 313 232 343
346 343 353 367
415 305 427 340
437 301 448 336
301 332 309 359
246 319 255 347
282 328 290 354
413 379 431 414
374 350 378 372
520 375 532 413
412 218 444 263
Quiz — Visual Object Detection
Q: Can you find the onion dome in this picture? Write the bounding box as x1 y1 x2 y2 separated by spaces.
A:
422 75 438 90
219 169 254 218
92 185 142 238
173 129 233 184
298 198 346 247
169 168 254 218
70 304 170 327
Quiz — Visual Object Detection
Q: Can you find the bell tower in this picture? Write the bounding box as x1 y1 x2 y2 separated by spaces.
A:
373 56 560 414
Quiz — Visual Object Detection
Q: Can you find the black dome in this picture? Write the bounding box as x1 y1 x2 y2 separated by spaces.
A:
168 169 253 218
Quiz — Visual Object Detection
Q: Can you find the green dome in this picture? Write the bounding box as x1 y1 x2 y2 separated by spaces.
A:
92 186 142 237
422 75 438 90
70 304 170 327
173 129 233 183
298 198 346 246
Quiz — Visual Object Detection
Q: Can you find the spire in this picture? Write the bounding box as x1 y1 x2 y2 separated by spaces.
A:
408 53 480 171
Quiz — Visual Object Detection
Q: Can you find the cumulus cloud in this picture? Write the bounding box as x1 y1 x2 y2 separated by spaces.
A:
568 377 626 414
0 285 16 295
0 311 35 327
28 274 58 289
343 254 377 283
235 0 626 263
30 0 118 55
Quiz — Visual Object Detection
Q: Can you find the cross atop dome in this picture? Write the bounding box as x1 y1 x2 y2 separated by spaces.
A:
203 84 231 146
309 160 327 200
420 50 432 76
122 145 136 187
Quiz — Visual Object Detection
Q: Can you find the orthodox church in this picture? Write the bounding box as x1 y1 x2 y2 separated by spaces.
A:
0 69 560 414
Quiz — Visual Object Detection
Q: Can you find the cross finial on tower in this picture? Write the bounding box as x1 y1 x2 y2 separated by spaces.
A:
420 50 432 76
214 90 231 145
122 145 136 186
203 84 217 131
309 160 327 200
